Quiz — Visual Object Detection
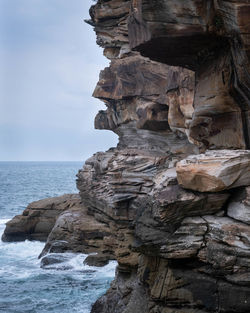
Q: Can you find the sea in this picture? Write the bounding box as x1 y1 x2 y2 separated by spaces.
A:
0 162 116 313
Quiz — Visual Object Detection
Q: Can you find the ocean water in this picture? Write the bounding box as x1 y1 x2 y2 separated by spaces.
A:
0 162 116 313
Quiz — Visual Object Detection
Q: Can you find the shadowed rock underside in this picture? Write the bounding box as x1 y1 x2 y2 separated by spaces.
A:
3 1 250 312
82 1 250 312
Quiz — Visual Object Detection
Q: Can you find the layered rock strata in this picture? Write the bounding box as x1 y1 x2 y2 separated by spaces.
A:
79 1 250 312
128 0 250 150
2 1 250 312
2 194 80 242
176 149 250 192
39 200 114 260
2 194 115 265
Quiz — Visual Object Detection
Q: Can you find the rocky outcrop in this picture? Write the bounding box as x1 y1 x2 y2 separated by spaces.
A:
2 1 250 312
2 194 80 242
80 1 250 312
77 148 229 270
94 55 195 139
39 202 115 261
176 149 250 192
2 193 116 266
128 0 250 150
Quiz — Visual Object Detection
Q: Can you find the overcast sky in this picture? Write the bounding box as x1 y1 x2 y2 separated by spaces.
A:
0 0 117 161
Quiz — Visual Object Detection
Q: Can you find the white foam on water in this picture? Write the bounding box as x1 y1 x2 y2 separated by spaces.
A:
0 219 10 243
0 218 10 225
0 215 117 284
63 252 88 271
0 219 46 281
0 237 117 313
42 252 117 278
0 162 116 312
0 219 117 312
83 260 118 278
0 239 45 280
0 219 10 238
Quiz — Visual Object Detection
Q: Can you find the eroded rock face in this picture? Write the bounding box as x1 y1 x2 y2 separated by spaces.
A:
77 149 229 268
128 0 250 150
2 194 80 242
86 0 130 59
3 1 250 312
83 1 250 312
94 55 195 137
40 203 115 260
176 150 250 192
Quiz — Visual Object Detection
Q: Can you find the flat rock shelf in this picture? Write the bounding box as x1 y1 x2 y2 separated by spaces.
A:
3 1 250 312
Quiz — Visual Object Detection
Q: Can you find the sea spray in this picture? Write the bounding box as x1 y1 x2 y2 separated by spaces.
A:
0 162 116 313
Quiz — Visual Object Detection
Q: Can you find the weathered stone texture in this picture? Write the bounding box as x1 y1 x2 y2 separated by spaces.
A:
176 150 250 192
128 0 250 150
94 54 197 148
227 186 250 224
2 194 80 242
3 1 250 312
40 203 115 260
87 1 250 312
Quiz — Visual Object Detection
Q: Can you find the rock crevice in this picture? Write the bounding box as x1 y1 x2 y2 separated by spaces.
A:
82 1 250 312
2 1 250 312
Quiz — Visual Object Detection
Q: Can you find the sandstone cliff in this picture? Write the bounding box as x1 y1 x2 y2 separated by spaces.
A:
3 1 250 312
82 1 250 312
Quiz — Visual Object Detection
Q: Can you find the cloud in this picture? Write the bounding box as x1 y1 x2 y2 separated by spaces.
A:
0 0 117 161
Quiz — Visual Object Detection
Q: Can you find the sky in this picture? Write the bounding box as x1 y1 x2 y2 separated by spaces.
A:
0 0 118 161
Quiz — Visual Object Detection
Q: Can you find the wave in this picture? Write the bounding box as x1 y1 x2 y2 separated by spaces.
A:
0 218 116 312
0 161 117 312
0 218 10 225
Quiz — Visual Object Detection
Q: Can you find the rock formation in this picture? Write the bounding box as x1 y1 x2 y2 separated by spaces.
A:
81 1 250 312
3 1 250 312
2 194 80 242
2 193 116 265
128 0 250 150
176 149 250 192
39 198 115 260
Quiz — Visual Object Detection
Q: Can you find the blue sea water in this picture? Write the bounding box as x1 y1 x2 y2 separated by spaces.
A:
0 162 116 313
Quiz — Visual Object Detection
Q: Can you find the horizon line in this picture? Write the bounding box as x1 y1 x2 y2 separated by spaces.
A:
0 160 84 162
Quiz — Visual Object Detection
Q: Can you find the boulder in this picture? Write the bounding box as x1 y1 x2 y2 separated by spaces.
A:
176 150 250 192
40 254 69 269
84 254 110 267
